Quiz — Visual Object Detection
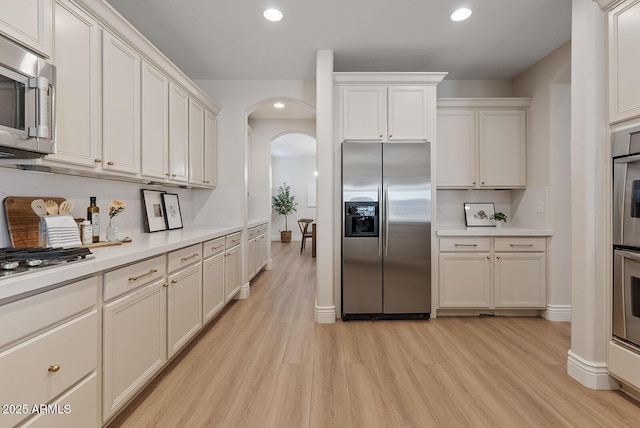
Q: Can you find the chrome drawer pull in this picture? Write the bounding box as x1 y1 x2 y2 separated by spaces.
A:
510 244 534 247
181 253 199 262
128 269 158 281
454 244 478 247
48 365 60 373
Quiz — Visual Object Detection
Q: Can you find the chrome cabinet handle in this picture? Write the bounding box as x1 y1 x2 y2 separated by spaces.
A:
181 253 199 262
129 269 158 281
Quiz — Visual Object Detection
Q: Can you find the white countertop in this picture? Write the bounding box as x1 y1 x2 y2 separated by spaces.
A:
247 218 269 228
0 225 242 305
437 227 553 237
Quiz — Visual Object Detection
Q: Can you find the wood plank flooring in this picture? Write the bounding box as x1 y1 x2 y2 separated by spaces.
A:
109 242 640 427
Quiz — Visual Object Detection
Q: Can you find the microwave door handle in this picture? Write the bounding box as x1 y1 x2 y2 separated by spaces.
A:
615 249 640 261
28 77 50 139
614 154 640 164
378 185 382 256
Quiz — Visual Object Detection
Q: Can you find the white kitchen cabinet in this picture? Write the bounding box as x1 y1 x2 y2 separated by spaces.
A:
437 99 530 189
248 234 257 280
141 60 170 180
102 31 140 175
49 0 101 168
225 233 242 302
341 86 430 141
102 278 167 420
203 109 218 187
0 0 52 57
203 238 225 323
188 98 205 185
609 0 640 123
438 236 547 310
168 83 190 183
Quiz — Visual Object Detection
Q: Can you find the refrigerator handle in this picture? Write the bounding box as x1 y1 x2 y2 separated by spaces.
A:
384 184 389 256
378 185 382 256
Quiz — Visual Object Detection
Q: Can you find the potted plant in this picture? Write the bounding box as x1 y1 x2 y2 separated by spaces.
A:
491 212 508 227
272 183 298 242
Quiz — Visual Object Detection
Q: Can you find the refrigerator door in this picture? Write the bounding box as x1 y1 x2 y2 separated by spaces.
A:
342 142 383 315
383 142 431 314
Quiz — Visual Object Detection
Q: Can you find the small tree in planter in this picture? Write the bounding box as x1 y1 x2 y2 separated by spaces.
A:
272 183 298 242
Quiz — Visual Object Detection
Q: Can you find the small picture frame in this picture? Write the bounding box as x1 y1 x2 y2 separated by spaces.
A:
141 189 167 232
162 193 183 230
464 202 496 227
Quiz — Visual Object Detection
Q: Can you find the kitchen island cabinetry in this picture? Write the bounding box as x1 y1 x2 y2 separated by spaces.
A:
438 235 547 312
101 256 167 421
167 245 203 357
609 0 640 124
0 276 98 428
0 0 51 57
437 98 530 189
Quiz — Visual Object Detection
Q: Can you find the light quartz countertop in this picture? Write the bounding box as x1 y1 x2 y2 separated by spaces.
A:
0 225 242 305
437 227 553 237
247 218 269 228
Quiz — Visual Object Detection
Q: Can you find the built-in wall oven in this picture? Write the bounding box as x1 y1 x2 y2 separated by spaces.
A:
612 125 640 351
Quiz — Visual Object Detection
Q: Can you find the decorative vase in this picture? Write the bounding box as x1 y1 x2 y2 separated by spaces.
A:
281 230 292 243
106 219 118 242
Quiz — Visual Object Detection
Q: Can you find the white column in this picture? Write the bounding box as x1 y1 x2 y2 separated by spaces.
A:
315 50 336 323
568 0 617 389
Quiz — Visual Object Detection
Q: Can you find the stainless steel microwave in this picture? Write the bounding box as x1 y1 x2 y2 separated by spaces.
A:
0 36 55 158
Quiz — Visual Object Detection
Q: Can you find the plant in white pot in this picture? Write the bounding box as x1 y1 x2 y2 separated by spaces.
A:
272 183 298 243
491 212 508 227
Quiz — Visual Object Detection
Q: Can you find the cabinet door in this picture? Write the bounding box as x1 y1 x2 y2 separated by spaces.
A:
494 253 546 308
436 109 476 187
0 0 51 57
388 86 429 141
478 109 526 188
438 253 491 308
102 279 167 419
248 237 257 280
203 253 225 323
188 99 205 185
102 32 140 175
168 83 189 183
49 0 100 168
342 86 385 140
167 263 202 357
203 109 217 188
141 61 169 180
225 245 242 302
609 0 640 123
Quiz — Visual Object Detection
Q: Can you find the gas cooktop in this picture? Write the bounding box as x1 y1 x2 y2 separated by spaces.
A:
0 247 93 278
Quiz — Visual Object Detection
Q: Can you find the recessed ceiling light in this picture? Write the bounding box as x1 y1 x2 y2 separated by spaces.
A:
263 8 283 22
451 8 472 22
274 102 285 108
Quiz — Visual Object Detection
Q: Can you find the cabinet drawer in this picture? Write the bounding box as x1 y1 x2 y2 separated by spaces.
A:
203 237 225 258
439 237 490 252
495 237 545 252
104 255 166 302
248 227 258 239
168 244 202 273
0 276 97 350
226 232 242 249
260 223 268 234
0 311 97 427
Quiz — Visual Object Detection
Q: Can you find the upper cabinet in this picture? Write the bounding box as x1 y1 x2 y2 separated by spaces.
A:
609 0 640 124
188 99 205 186
168 83 189 183
0 0 52 57
335 73 446 143
203 109 218 188
341 86 432 142
141 60 170 180
437 98 530 189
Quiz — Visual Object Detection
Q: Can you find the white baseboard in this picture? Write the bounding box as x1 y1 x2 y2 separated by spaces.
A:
543 304 572 322
314 305 336 323
236 282 250 300
567 350 619 390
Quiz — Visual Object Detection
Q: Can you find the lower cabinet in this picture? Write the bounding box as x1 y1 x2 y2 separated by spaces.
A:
167 262 203 358
203 244 225 323
438 236 547 310
225 244 242 302
102 278 167 420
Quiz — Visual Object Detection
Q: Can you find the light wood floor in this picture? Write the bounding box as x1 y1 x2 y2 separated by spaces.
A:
110 241 640 427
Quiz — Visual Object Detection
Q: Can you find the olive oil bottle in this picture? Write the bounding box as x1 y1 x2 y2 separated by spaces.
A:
87 197 100 243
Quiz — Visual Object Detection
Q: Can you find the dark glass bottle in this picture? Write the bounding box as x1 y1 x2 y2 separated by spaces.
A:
87 197 100 243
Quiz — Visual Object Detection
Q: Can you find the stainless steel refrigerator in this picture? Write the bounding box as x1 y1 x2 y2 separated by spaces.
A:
341 142 431 320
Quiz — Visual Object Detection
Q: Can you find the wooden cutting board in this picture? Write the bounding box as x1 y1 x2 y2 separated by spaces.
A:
3 196 67 247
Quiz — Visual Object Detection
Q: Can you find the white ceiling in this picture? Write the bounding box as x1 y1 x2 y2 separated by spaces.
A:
104 0 572 81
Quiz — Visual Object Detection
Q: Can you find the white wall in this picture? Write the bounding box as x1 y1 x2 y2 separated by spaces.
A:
438 79 513 98
271 156 316 240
